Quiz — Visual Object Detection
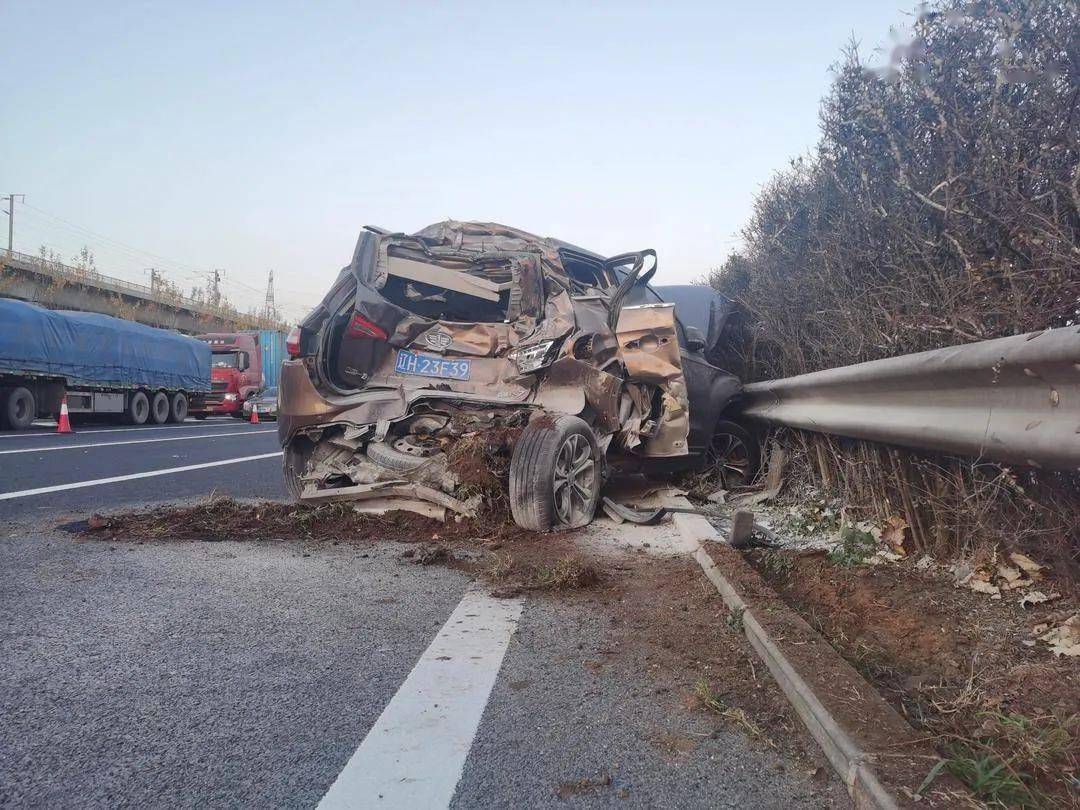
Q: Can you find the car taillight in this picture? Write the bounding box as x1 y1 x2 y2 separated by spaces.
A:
347 312 389 341
286 326 303 357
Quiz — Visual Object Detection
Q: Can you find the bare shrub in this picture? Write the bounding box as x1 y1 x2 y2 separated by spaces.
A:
712 0 1080 573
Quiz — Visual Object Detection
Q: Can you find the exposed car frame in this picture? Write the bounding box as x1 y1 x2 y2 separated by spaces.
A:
279 221 755 529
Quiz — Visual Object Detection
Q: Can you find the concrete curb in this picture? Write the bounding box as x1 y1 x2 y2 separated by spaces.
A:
671 506 911 810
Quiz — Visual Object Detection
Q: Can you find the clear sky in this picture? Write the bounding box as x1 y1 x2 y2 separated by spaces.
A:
2 1 914 322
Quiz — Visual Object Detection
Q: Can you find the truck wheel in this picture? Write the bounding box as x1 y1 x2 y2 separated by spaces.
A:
126 391 150 425
150 391 170 424
5 387 36 431
168 392 188 423
510 414 601 531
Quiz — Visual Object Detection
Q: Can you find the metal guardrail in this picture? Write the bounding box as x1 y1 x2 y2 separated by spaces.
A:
740 326 1080 472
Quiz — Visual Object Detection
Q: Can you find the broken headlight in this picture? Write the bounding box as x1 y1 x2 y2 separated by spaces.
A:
508 339 560 374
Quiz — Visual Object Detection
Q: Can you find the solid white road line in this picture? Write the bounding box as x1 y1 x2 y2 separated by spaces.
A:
318 586 524 810
0 452 282 501
0 429 276 455
0 420 238 440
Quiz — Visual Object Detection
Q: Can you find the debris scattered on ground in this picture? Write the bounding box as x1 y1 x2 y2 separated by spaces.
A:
67 497 607 597
68 496 540 546
951 550 1050 601
879 515 908 555
553 774 612 800
693 680 771 746
482 553 600 595
67 495 841 792
1033 613 1080 658
416 545 449 566
1019 590 1059 609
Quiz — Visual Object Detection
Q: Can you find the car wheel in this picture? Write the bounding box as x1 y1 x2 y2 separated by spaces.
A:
707 419 761 488
149 391 170 424
365 439 429 471
126 390 150 425
282 444 309 501
168 392 188 423
510 414 601 531
283 460 304 500
5 386 36 430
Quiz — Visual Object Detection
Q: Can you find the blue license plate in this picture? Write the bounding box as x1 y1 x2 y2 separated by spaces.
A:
395 350 471 381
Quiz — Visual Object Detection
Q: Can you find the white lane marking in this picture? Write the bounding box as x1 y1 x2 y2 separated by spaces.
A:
0 452 282 501
318 586 524 810
0 429 275 455
0 420 237 440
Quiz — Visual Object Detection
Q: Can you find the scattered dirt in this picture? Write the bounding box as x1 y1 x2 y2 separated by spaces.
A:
68 496 541 546
553 774 612 800
571 554 838 776
66 496 601 595
446 427 522 496
68 497 839 787
747 548 1079 805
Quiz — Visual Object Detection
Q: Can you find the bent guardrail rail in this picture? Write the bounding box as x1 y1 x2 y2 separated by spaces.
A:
740 326 1080 472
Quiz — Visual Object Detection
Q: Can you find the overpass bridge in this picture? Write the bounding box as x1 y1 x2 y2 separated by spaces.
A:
0 250 280 334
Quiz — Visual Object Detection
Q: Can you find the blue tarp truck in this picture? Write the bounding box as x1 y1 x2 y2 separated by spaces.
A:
0 299 211 430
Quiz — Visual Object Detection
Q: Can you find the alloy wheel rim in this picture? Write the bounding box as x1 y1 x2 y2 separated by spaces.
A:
553 433 596 524
709 432 750 487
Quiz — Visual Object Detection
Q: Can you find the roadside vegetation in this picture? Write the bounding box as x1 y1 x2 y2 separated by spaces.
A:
710 0 1079 577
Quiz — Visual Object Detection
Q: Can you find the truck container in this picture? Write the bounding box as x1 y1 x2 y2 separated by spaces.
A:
0 299 210 430
189 329 287 418
257 329 287 389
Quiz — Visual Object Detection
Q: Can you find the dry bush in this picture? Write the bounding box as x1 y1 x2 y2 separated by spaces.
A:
712 0 1079 571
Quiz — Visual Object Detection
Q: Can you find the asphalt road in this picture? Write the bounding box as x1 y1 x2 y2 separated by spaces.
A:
0 417 851 808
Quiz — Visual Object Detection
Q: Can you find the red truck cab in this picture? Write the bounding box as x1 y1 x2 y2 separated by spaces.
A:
191 333 264 417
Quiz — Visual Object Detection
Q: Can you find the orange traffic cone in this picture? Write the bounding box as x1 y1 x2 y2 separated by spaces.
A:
57 396 73 434
249 404 259 424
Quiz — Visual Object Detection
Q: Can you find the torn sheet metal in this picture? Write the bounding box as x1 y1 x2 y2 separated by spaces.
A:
301 479 479 517
741 326 1080 472
615 304 690 456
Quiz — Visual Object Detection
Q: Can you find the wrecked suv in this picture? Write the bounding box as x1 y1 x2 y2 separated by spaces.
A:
278 221 757 530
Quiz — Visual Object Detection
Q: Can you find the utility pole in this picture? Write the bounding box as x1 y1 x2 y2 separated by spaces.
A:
4 194 25 254
210 269 222 309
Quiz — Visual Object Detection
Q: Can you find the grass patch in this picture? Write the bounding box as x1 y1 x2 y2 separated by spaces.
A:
827 524 877 566
757 550 794 578
944 746 1039 808
725 605 746 633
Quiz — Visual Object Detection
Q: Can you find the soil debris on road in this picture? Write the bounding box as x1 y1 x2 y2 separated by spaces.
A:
69 495 542 545
67 496 608 597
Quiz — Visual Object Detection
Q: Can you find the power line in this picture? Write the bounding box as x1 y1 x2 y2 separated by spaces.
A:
13 200 320 321
21 202 213 278
15 207 209 283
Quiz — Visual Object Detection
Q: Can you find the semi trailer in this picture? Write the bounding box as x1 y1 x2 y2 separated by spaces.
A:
0 299 210 430
190 330 286 418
